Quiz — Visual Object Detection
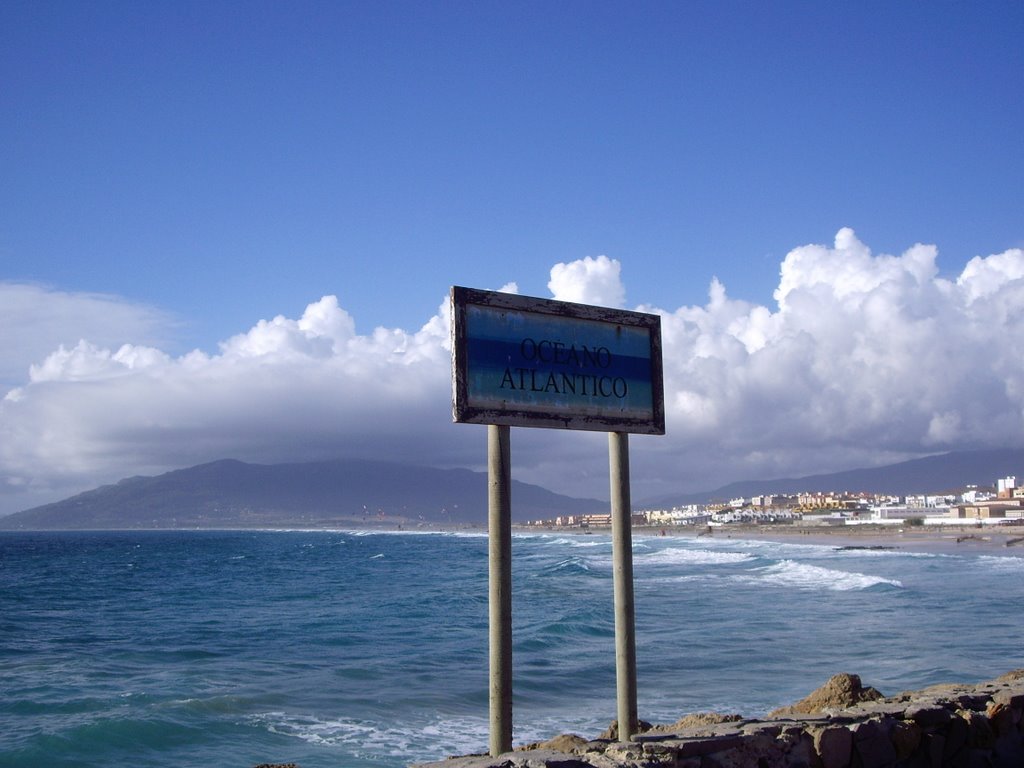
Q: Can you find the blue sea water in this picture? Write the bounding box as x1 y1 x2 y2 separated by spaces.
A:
1 528 1022 768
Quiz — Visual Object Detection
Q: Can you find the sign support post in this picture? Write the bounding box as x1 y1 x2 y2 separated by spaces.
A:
609 431 638 741
488 424 513 757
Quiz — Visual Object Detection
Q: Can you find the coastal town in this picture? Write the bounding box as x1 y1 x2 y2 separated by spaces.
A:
526 475 1024 530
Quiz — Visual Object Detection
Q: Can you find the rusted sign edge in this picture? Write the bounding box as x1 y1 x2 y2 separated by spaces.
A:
450 286 665 435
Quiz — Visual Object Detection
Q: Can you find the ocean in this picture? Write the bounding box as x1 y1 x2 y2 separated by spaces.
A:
2 528 1022 767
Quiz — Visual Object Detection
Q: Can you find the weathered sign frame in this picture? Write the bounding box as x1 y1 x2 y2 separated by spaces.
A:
451 286 665 435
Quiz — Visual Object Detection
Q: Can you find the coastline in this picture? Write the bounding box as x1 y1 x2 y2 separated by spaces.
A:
413 670 1024 768
527 521 1024 558
6 519 1024 556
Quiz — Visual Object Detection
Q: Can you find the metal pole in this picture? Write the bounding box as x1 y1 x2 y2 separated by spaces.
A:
488 424 513 756
609 430 638 741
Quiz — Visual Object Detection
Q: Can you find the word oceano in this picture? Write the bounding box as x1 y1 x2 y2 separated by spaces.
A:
499 338 628 398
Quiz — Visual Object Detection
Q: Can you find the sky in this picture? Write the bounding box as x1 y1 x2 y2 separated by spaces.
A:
2 1 1023 516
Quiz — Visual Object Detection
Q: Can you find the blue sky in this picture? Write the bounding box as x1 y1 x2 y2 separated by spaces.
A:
2 1 1023 516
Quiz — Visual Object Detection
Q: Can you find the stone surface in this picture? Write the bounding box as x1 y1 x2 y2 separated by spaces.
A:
851 718 898 767
889 720 921 760
516 734 590 754
812 725 852 768
768 673 883 718
412 670 1024 768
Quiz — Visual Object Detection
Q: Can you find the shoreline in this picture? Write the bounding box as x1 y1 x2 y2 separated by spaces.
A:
5 521 1024 556
414 669 1024 768
518 520 1024 558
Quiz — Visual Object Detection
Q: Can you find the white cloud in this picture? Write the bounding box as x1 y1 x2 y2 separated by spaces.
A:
638 229 1024 498
548 255 625 307
0 282 176 391
3 232 1024 516
0 293 455 513
218 296 356 359
957 248 1024 304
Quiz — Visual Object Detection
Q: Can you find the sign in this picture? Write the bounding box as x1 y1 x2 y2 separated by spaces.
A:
451 286 665 434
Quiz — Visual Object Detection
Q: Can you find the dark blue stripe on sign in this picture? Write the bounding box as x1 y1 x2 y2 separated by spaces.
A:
466 338 651 381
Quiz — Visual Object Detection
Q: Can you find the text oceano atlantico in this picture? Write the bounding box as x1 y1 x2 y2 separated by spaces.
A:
498 338 628 398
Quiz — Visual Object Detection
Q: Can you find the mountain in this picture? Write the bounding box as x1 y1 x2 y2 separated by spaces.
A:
0 458 606 530
643 448 1024 508
7 448 1023 531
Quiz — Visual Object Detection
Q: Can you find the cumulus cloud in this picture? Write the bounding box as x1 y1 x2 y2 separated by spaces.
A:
641 229 1024 496
2 231 1024 515
0 294 455 513
548 255 625 307
0 282 176 390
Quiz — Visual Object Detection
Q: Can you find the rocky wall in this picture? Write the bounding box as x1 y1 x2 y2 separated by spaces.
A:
412 670 1024 768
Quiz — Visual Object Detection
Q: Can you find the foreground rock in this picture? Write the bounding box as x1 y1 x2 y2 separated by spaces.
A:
767 672 883 718
413 670 1024 768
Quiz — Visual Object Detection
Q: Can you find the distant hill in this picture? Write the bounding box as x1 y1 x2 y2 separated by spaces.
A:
0 458 606 530
643 448 1024 508
7 448 1023 531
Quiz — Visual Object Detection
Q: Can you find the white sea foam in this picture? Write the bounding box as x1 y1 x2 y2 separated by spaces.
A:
571 539 611 548
976 554 1024 573
251 709 607 764
252 711 391 748
705 538 842 560
315 528 489 539
548 556 590 572
834 548 941 559
740 560 902 591
250 711 492 762
519 532 613 548
547 537 589 547
644 572 730 586
689 536 944 564
640 548 754 567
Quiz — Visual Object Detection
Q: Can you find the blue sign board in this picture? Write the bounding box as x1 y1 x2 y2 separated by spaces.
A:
451 287 665 434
